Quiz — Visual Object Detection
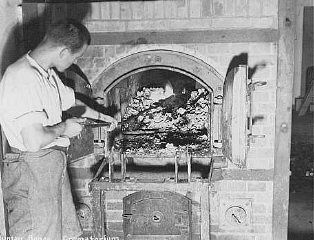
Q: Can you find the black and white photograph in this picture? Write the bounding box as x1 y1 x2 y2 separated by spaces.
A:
0 1 313 240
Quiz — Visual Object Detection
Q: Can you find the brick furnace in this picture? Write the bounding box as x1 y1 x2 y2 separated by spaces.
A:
88 51 255 240
20 1 295 240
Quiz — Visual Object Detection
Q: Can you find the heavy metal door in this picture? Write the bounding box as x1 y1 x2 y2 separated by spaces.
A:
123 191 191 240
222 65 251 168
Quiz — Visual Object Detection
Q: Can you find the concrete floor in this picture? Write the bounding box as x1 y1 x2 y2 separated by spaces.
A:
288 191 313 240
288 111 314 240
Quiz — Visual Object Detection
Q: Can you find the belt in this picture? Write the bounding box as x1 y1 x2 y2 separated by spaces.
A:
9 146 68 154
4 146 68 162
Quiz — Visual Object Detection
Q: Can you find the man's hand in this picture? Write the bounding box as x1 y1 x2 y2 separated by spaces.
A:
99 114 118 131
73 99 118 131
63 118 85 138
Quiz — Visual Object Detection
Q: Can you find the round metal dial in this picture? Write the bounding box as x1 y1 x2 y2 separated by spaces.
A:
225 206 248 226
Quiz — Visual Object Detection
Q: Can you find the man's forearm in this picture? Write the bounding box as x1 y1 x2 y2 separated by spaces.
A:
21 122 66 152
75 99 111 121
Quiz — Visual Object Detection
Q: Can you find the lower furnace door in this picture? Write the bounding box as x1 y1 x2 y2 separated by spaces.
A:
123 191 192 240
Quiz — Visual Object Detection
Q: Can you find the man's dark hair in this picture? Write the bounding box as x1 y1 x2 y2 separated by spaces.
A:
44 18 91 53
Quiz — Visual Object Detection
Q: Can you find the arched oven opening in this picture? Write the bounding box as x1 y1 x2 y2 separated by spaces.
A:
91 50 225 181
108 68 212 180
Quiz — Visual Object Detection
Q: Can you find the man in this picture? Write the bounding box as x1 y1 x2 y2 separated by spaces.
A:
0 19 117 239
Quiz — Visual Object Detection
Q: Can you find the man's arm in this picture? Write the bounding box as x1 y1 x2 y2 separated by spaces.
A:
21 118 84 152
72 99 118 130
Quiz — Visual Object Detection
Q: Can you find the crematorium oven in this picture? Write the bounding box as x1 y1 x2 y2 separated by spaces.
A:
11 1 286 239
77 50 254 240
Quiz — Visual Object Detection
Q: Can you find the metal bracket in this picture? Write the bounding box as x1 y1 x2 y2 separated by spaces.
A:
214 95 223 105
248 134 266 143
174 153 179 183
248 81 267 91
247 80 268 146
92 157 108 182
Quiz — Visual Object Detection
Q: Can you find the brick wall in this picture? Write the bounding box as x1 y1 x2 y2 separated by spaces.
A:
210 180 273 240
91 183 210 240
83 180 274 240
67 154 99 235
104 191 202 239
43 0 278 32
68 154 99 198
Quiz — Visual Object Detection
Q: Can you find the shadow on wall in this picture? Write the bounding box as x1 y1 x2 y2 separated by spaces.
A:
0 2 92 76
226 52 267 80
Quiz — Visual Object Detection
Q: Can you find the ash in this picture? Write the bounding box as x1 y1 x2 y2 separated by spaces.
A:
116 87 211 155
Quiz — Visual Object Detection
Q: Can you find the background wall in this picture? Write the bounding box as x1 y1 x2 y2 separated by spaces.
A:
83 0 278 32
0 0 22 76
301 6 314 96
293 0 314 101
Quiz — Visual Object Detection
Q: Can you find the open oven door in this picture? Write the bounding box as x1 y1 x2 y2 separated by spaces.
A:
222 65 251 168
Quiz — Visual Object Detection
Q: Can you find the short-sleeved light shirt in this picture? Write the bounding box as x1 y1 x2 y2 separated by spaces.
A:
0 53 75 151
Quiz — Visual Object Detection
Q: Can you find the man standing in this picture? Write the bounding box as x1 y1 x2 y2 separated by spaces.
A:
0 19 116 239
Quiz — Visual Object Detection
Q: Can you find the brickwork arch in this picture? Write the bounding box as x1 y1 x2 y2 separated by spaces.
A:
91 46 224 99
